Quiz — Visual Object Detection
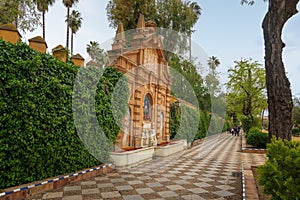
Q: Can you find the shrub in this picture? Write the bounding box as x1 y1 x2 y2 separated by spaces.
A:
0 40 128 189
292 128 300 136
258 137 300 199
240 116 252 134
246 127 261 138
246 128 268 148
222 119 234 132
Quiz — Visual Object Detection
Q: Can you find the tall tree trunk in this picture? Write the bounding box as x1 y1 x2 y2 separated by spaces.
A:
262 0 299 141
66 6 70 50
42 11 45 39
261 108 265 132
71 32 73 55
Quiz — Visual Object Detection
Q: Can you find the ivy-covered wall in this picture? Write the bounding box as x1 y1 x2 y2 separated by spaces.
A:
0 40 128 189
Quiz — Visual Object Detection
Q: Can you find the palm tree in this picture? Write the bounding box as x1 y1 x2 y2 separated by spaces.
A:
207 56 220 76
86 41 108 67
63 0 78 50
35 0 56 39
86 41 100 61
67 10 82 55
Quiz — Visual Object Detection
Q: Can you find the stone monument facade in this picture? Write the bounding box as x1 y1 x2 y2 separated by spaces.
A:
108 14 172 149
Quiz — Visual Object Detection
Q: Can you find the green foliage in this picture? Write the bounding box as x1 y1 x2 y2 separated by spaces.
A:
106 0 201 53
168 55 208 110
248 127 261 135
173 105 199 143
0 0 41 33
258 137 300 199
293 97 300 128
195 112 210 139
169 104 181 140
246 128 268 148
240 116 252 134
106 0 200 33
205 56 221 97
208 113 224 135
86 41 109 67
222 117 234 132
292 128 300 136
169 105 210 142
226 58 266 124
0 39 128 189
68 10 83 54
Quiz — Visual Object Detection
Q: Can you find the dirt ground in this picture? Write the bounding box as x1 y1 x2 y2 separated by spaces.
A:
252 166 271 200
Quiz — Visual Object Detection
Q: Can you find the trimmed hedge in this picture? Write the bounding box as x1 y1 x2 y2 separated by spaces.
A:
246 127 268 148
258 137 300 199
169 105 229 142
195 111 210 140
0 40 128 189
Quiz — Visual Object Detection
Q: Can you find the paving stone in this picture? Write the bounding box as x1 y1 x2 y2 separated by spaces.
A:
157 191 178 198
123 194 144 200
161 174 177 178
111 178 126 183
168 171 181 174
197 177 214 182
184 172 199 176
216 185 235 190
203 173 216 178
121 174 136 178
154 178 170 182
181 194 206 200
137 176 152 180
128 180 144 185
81 181 97 186
187 188 208 194
174 180 190 185
193 182 213 188
101 191 121 198
178 176 194 180
97 183 114 188
82 188 99 195
62 195 82 200
64 186 81 192
135 188 155 194
212 190 235 197
116 185 134 191
145 182 163 187
42 192 63 199
168 185 186 191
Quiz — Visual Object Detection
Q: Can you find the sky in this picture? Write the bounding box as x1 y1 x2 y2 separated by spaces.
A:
23 0 300 95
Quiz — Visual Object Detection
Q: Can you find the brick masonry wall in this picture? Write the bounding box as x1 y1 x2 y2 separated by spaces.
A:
0 164 114 200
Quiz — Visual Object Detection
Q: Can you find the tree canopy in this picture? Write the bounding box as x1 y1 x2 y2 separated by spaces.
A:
106 0 201 54
0 0 41 33
226 59 267 125
293 96 300 128
86 41 109 68
68 10 83 55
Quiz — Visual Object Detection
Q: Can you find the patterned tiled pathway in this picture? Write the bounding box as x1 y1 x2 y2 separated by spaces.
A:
29 133 265 200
